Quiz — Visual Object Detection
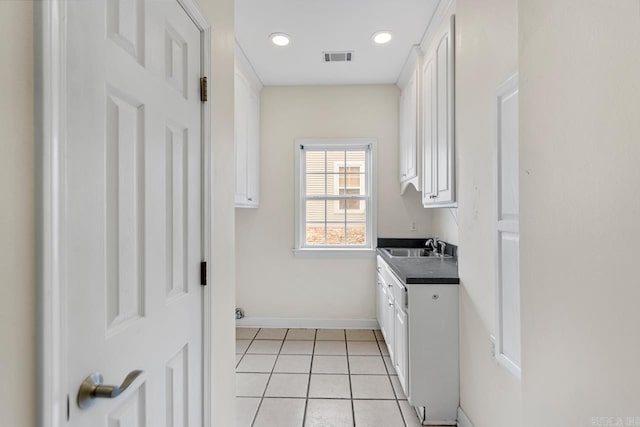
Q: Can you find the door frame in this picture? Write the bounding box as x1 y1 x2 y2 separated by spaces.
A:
34 1 213 426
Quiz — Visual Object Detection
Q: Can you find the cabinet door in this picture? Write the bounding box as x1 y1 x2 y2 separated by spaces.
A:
405 71 418 181
422 15 456 208
399 71 418 185
385 288 395 362
399 89 407 182
434 26 455 205
394 305 408 394
234 71 249 205
376 275 385 333
422 57 437 204
246 87 260 205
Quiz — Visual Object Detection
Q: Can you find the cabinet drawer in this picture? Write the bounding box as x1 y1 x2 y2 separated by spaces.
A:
377 256 407 307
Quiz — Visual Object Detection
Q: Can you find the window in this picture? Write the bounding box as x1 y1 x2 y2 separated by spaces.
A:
334 164 364 212
294 139 376 256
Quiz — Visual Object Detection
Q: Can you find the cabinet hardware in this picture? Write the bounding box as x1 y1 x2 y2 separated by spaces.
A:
200 261 207 286
200 76 208 102
247 197 253 201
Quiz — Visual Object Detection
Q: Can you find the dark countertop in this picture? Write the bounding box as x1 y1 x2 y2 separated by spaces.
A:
376 238 460 285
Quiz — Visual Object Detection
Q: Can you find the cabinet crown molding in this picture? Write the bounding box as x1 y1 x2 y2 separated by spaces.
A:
235 39 263 91
396 45 423 89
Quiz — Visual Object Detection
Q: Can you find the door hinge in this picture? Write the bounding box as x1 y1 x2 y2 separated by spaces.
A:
200 261 207 286
200 76 208 102
67 394 70 421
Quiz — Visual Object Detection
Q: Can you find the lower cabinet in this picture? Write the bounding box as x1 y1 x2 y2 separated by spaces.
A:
376 255 459 425
393 304 408 392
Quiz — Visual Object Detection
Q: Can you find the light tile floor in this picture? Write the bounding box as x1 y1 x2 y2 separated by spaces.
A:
235 327 441 427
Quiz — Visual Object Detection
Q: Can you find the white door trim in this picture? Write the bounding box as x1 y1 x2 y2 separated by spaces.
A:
34 1 213 426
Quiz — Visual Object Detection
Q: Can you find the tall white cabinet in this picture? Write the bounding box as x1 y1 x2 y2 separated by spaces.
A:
422 15 456 207
396 15 456 207
398 47 422 194
235 48 262 208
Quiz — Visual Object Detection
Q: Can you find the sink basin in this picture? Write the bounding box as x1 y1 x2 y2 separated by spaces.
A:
382 247 452 258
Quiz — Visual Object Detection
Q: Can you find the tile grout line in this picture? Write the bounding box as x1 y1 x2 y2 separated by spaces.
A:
236 328 262 425
376 335 408 427
301 328 317 427
247 327 264 427
240 329 404 426
236 328 259 368
345 329 356 427
250 328 288 427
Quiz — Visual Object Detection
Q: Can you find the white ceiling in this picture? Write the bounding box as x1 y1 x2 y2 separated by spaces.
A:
235 0 440 86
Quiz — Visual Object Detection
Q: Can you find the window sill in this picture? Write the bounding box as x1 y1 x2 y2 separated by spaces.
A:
293 248 377 259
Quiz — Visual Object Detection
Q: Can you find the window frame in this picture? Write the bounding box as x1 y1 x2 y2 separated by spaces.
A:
294 138 377 258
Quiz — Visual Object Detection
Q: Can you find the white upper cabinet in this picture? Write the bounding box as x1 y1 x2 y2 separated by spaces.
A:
235 45 262 208
422 15 456 208
398 47 422 194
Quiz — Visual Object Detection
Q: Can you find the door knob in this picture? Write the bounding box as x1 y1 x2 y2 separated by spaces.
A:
77 370 143 409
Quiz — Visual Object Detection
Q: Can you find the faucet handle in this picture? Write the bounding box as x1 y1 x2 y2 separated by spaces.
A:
437 240 447 255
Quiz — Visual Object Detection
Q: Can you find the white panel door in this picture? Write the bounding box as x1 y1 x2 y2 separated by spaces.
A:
495 73 521 378
65 0 203 425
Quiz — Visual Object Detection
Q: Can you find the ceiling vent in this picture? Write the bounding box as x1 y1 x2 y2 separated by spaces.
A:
323 51 353 63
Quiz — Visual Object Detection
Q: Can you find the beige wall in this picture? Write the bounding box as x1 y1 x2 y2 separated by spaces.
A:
432 207 459 246
0 0 236 425
0 2 35 426
429 0 523 425
520 1 640 425
236 85 432 320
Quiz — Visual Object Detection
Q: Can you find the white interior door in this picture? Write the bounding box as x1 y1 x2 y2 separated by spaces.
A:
65 0 204 425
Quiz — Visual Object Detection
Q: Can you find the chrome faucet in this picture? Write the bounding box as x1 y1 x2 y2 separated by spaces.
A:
437 239 447 256
425 237 438 253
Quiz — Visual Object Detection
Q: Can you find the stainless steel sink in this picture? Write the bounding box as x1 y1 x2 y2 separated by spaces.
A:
382 247 452 258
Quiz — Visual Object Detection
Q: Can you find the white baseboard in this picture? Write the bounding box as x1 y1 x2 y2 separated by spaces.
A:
457 407 474 427
236 317 379 330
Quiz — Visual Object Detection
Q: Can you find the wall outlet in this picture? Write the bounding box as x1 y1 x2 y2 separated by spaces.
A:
409 221 417 232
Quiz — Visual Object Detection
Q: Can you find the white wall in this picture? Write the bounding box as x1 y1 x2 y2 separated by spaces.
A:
520 1 640 425
199 0 236 425
0 0 236 425
236 85 432 321
428 0 523 426
432 208 459 246
0 2 35 426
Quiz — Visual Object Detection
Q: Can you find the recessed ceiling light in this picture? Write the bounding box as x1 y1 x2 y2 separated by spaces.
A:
373 31 393 45
270 33 290 47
